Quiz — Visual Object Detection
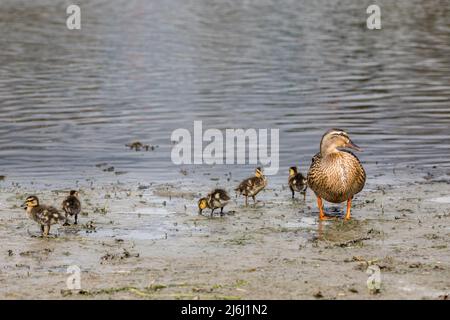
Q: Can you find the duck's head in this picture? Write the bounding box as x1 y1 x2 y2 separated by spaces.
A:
289 166 298 177
198 198 208 214
21 195 39 210
69 190 79 197
255 167 264 178
320 129 362 155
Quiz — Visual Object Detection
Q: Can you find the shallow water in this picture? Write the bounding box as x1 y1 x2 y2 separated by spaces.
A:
0 0 449 188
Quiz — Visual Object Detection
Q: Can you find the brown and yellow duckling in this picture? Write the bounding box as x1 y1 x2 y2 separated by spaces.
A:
21 195 66 237
62 190 81 225
288 166 307 200
235 167 268 206
198 189 231 217
307 129 366 220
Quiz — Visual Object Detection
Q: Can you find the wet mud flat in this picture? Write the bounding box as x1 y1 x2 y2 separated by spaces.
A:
0 170 449 300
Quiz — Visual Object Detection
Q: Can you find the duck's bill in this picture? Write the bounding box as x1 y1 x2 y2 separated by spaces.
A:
21 202 27 209
347 140 363 151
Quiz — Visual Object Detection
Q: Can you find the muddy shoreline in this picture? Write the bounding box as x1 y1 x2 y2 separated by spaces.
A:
0 168 449 299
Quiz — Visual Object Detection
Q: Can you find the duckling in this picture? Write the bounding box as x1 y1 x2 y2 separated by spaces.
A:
198 189 231 217
307 129 366 220
21 195 66 237
235 167 268 206
62 190 81 225
288 166 307 200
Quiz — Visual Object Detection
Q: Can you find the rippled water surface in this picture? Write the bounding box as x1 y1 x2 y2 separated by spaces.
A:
0 0 449 186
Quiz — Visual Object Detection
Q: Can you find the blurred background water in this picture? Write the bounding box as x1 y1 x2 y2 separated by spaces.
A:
0 0 449 188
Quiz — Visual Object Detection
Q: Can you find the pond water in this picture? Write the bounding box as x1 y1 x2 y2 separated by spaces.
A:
0 0 449 188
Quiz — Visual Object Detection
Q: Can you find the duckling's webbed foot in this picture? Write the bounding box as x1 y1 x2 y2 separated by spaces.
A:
220 207 224 216
74 215 78 225
290 187 295 199
210 208 215 218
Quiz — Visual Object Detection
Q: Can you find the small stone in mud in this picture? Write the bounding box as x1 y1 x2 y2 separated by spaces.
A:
349 288 358 293
313 290 323 298
100 249 139 263
60 289 73 297
84 221 97 232
103 166 115 172
409 263 422 268
7 250 13 256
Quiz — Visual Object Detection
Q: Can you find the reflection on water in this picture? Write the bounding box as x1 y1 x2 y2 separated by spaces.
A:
0 0 449 187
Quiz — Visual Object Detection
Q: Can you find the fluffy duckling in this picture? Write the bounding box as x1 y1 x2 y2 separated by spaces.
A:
198 189 231 217
288 166 307 200
307 129 366 220
62 190 81 225
235 167 268 206
21 195 66 237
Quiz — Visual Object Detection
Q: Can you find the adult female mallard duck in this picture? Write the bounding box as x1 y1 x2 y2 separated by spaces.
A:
62 190 81 225
235 167 268 206
21 195 66 236
288 166 307 200
198 189 231 217
307 129 366 220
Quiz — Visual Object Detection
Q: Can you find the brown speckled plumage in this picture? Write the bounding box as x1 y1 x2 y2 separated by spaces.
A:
62 190 81 225
198 189 231 217
235 167 268 206
307 150 366 203
288 166 307 199
22 196 66 236
307 129 366 220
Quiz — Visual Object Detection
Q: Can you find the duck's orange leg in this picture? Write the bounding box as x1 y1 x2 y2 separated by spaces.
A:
318 196 334 221
317 197 328 220
345 198 352 220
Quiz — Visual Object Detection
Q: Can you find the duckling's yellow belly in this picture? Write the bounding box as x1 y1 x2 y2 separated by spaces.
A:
308 152 366 203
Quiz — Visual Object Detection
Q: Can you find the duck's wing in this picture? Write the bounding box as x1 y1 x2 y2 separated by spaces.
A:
212 189 230 201
341 150 366 190
37 206 66 225
235 177 252 193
